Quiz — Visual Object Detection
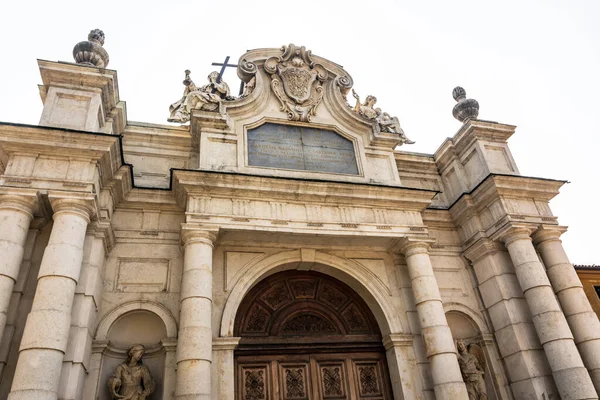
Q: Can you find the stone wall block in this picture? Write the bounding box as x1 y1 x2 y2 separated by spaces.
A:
503 349 553 381
487 298 532 330
180 267 212 300
494 322 541 357
552 366 599 400
421 325 456 358
411 275 442 305
177 326 212 362
9 348 64 395
175 362 211 398
558 288 594 315
179 297 212 327
567 312 600 344
514 261 553 292
546 264 583 293
525 287 563 316
531 312 574 344
478 274 523 307
19 309 72 352
38 244 84 281
416 300 448 327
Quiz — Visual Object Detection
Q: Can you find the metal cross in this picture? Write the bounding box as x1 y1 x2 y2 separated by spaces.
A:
211 56 245 95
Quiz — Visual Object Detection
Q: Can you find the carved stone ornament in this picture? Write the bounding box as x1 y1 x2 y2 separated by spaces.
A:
265 44 328 122
351 89 415 145
452 86 479 122
107 344 155 400
168 70 233 124
73 29 109 68
457 340 487 400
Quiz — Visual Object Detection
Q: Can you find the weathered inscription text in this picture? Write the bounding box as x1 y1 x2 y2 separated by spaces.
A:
247 123 359 175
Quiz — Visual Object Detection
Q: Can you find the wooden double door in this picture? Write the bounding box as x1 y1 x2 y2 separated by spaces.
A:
236 351 392 400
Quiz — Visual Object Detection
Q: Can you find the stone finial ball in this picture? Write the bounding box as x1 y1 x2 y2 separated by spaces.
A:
452 86 466 102
88 29 105 46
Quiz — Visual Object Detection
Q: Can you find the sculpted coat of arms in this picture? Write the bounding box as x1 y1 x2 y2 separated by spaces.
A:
265 44 327 122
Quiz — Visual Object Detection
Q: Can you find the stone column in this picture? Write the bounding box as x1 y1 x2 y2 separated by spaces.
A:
212 337 240 400
399 239 468 400
533 227 600 394
58 230 106 400
0 195 35 346
175 226 217 400
8 198 93 400
501 227 597 400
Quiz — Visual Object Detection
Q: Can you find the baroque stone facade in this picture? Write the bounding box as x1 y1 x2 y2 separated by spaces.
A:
0 33 599 400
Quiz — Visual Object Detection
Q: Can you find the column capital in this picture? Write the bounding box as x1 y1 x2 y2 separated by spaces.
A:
532 225 567 246
180 223 219 247
50 196 96 222
0 194 37 218
395 237 435 257
492 224 534 246
463 238 504 264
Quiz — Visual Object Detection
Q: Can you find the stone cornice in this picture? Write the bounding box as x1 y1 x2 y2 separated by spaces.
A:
532 225 568 246
173 169 437 211
212 336 241 351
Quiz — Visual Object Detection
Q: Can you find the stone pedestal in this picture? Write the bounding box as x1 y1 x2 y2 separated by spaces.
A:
399 240 469 400
501 228 597 400
175 226 218 400
0 195 35 346
534 227 600 394
8 198 93 400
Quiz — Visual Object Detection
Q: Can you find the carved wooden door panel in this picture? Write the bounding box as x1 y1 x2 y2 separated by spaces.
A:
237 353 392 400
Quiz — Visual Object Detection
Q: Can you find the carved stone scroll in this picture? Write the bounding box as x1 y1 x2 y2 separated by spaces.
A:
265 44 328 122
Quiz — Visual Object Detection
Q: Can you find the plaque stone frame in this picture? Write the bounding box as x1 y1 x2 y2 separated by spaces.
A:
244 119 362 177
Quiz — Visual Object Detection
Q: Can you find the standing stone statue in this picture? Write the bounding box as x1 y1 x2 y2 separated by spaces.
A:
168 70 232 123
108 344 156 400
457 340 487 400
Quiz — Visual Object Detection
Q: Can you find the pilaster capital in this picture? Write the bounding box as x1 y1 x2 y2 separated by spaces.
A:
212 336 241 351
382 333 414 350
180 223 219 247
491 224 534 246
532 225 567 246
463 238 504 264
50 197 96 223
0 194 36 218
396 237 435 257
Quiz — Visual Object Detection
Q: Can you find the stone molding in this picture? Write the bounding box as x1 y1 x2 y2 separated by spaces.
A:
212 337 241 351
463 238 504 264
491 224 534 246
95 300 178 340
382 333 414 350
395 237 435 257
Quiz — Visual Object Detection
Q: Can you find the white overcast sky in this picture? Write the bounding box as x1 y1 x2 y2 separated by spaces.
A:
0 0 598 264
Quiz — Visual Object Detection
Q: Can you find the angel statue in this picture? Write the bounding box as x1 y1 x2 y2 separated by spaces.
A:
351 89 415 145
108 344 155 400
457 340 487 400
168 70 233 123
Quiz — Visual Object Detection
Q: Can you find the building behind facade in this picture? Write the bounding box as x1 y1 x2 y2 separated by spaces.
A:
0 30 599 400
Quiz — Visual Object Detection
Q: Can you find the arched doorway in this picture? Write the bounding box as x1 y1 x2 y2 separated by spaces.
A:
234 271 393 399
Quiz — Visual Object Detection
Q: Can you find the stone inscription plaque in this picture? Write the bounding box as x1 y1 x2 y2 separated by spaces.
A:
247 123 359 175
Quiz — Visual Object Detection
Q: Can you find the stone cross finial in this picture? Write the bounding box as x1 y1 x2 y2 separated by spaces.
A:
452 86 479 122
73 29 109 68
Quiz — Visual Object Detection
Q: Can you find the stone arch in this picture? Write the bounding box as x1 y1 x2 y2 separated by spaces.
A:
96 300 178 340
443 302 489 337
220 249 404 338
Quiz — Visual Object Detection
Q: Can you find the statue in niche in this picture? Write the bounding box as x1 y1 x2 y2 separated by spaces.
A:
456 340 487 400
108 344 156 400
168 70 234 123
351 89 415 145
